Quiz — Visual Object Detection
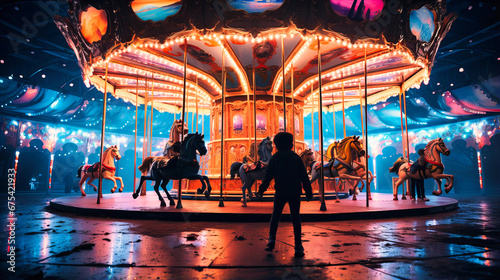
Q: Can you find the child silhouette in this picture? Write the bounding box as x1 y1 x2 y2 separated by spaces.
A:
257 132 313 258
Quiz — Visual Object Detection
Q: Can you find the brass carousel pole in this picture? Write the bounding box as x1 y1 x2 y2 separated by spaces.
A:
364 46 370 207
143 78 148 159
97 62 109 204
402 77 410 160
311 85 315 154
149 74 154 157
191 95 195 132
246 66 251 155
196 77 199 133
177 39 188 209
253 54 258 193
281 36 287 131
332 92 336 141
398 85 406 159
342 76 346 138
318 37 326 211
186 93 190 133
359 83 364 139
273 62 276 136
141 78 148 196
291 62 295 151
219 47 226 207
133 73 139 193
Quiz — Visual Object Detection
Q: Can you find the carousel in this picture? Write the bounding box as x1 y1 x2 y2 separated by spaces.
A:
50 0 459 219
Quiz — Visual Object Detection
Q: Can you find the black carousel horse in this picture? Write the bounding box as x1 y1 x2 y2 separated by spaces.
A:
133 133 211 207
230 137 273 207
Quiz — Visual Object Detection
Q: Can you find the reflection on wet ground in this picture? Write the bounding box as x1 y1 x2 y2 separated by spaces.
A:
1 193 499 279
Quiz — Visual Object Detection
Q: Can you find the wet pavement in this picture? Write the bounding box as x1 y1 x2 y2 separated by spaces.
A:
1 193 499 279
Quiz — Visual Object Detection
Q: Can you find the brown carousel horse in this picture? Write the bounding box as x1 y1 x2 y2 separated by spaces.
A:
305 136 365 203
77 145 123 196
389 138 454 200
163 119 188 159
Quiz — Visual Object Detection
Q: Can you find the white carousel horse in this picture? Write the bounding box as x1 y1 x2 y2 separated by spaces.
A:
389 138 454 200
342 156 373 201
77 145 123 196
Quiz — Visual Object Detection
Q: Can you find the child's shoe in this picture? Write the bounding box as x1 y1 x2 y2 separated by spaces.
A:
265 240 275 251
294 244 305 258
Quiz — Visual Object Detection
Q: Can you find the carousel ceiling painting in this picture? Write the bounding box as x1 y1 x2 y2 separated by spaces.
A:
0 0 498 137
329 0 384 21
410 6 436 42
228 0 284 13
131 0 182 22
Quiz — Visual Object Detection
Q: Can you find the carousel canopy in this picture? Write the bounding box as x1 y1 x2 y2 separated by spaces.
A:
0 0 499 136
52 0 454 113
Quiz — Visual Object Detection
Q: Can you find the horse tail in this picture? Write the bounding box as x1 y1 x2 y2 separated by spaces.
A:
139 157 156 173
76 165 83 178
389 158 405 173
230 162 243 179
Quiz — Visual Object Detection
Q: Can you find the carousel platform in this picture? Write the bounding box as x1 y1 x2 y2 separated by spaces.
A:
49 192 458 222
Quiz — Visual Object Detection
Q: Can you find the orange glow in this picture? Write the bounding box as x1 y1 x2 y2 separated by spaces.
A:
80 7 108 43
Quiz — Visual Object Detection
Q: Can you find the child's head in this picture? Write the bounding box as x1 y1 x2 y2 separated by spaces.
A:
418 149 425 156
273 132 293 151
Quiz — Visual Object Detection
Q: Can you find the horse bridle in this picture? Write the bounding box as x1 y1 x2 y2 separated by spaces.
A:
350 140 365 158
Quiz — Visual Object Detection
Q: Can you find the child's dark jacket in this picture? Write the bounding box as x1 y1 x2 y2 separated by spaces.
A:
259 149 313 198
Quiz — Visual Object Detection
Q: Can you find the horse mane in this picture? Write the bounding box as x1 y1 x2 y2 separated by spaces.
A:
425 139 439 159
326 142 337 159
258 137 271 161
180 133 196 152
102 146 111 159
389 157 407 173
248 142 256 159
300 149 312 168
169 120 183 143
336 136 354 159
179 133 204 157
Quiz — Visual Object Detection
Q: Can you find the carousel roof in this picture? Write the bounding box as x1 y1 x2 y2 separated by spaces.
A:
52 0 453 113
0 0 499 136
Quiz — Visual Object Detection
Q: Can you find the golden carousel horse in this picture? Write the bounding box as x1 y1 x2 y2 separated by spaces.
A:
305 136 365 203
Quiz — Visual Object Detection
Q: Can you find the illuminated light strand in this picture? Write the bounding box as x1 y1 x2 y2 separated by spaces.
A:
217 38 251 93
444 91 486 115
293 50 423 98
96 46 220 92
105 76 212 102
81 31 428 113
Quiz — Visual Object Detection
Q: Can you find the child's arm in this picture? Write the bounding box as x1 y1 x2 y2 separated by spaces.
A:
298 156 313 200
258 157 276 194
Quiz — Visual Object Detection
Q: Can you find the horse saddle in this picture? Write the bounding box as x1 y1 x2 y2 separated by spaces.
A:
83 164 96 173
84 163 102 173
242 155 254 164
83 163 114 177
163 141 181 157
243 160 267 173
409 162 428 174
160 156 198 171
